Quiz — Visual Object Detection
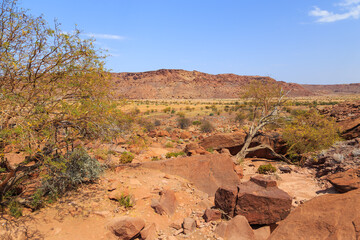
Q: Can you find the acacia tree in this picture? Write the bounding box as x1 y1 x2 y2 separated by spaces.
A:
235 80 291 163
0 0 129 202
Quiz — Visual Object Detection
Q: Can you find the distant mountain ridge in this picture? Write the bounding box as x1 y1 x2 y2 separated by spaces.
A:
301 83 360 95
110 69 359 99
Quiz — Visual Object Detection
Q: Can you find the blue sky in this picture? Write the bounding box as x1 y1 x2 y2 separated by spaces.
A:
21 0 360 84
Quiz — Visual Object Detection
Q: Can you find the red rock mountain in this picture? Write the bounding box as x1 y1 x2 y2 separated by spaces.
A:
110 69 313 99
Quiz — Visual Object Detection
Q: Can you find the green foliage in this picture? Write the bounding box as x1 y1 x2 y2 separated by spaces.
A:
192 120 202 126
177 112 186 118
30 189 44 210
119 151 134 164
9 201 23 218
283 110 341 161
257 164 277 174
165 151 186 158
165 142 174 148
0 0 131 203
206 147 214 153
118 194 134 209
200 120 214 133
177 117 191 129
41 148 103 197
151 156 160 161
163 107 172 113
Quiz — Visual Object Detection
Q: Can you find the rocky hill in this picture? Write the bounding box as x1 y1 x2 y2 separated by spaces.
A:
110 69 313 99
301 83 360 95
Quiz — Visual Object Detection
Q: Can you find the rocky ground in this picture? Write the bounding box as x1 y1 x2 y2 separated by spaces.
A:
1 100 360 240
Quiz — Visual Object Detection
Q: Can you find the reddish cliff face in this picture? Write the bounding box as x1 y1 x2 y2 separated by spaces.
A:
110 69 313 99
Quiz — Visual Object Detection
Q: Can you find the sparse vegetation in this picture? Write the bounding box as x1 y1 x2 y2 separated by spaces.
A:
283 109 341 162
165 151 186 158
9 201 23 218
41 148 103 198
257 164 277 174
119 151 134 164
177 117 191 129
117 193 134 209
200 120 214 133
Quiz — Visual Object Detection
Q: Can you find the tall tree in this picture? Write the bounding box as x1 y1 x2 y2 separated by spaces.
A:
0 0 128 201
235 80 291 163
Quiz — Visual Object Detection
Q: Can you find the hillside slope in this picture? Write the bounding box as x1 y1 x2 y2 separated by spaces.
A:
111 69 313 99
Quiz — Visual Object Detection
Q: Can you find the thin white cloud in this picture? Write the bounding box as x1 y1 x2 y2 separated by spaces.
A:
338 0 360 6
309 0 360 22
82 33 125 40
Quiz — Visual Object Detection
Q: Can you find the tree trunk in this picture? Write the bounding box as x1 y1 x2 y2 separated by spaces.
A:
238 144 292 164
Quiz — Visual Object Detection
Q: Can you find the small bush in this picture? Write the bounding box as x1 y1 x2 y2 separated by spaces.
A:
118 193 134 209
41 148 103 198
206 147 214 153
165 142 174 148
163 107 171 113
200 120 214 133
120 151 134 164
177 117 191 129
30 189 44 210
151 156 160 161
139 119 155 132
177 112 185 118
257 164 277 174
235 112 247 123
9 201 23 218
154 119 161 126
192 120 202 126
165 151 186 158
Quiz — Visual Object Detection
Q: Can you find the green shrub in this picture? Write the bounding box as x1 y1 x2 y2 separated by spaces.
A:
165 151 186 158
120 151 134 164
283 109 341 161
163 107 171 113
176 112 185 118
200 120 214 133
30 189 44 210
165 142 174 148
118 194 134 209
257 164 277 174
151 156 160 161
177 117 191 129
41 148 103 198
206 147 214 153
9 201 23 218
192 120 202 126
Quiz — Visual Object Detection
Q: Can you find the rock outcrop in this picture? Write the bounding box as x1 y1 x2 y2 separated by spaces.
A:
268 189 360 240
321 101 360 139
215 215 256 240
306 138 360 177
107 217 145 240
215 175 292 225
151 189 177 216
327 167 360 193
199 131 287 159
142 154 241 196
